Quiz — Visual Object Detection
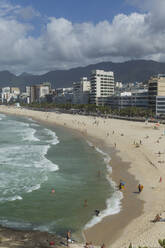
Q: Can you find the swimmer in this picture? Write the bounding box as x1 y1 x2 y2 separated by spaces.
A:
95 209 100 216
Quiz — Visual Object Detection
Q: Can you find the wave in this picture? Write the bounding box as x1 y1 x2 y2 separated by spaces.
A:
0 219 55 233
0 219 34 230
7 120 30 127
84 140 123 229
44 128 59 145
31 123 40 127
26 184 41 193
35 144 59 172
0 113 6 120
0 195 23 203
22 127 40 142
0 143 59 199
27 117 37 123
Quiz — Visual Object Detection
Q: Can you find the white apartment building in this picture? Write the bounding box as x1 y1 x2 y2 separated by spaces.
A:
90 70 114 106
80 77 91 92
27 83 50 103
115 82 123 89
1 87 20 103
73 77 91 104
1 87 10 103
26 86 31 96
39 85 50 98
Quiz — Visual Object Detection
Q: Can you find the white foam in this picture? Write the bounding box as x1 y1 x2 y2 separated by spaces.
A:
27 117 37 123
26 117 40 126
22 127 40 142
44 128 59 145
27 184 40 193
0 219 54 232
34 144 59 172
84 189 123 229
86 140 94 147
8 120 30 127
0 195 22 203
0 219 34 230
95 146 111 166
31 123 40 127
85 141 123 229
0 117 60 202
0 113 6 120
0 143 59 199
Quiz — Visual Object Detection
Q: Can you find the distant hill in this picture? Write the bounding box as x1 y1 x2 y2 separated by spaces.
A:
0 60 165 90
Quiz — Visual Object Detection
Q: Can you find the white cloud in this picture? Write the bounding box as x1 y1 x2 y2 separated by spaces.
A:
0 0 165 74
15 6 40 20
0 0 40 20
0 0 20 18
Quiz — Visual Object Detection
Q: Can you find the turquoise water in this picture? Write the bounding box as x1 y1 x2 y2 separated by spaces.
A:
0 113 120 240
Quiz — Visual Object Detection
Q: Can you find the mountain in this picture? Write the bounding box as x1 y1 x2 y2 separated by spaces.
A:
0 60 165 90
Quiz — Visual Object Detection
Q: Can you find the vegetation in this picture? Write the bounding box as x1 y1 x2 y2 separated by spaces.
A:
159 239 165 248
21 102 153 118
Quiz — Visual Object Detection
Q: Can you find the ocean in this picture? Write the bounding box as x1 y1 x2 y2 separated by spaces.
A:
0 113 122 240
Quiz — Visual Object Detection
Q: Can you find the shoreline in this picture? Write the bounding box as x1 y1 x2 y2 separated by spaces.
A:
82 136 144 247
0 106 165 247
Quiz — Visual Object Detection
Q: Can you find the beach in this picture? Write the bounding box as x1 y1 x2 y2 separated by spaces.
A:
0 106 165 248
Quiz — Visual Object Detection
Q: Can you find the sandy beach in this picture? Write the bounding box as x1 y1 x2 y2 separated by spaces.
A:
0 105 165 248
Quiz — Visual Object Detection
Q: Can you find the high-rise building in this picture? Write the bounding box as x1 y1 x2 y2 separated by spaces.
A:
72 77 91 104
90 70 114 106
148 74 165 112
28 83 50 103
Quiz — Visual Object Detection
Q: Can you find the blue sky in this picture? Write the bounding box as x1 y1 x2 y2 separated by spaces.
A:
0 0 164 74
12 0 138 24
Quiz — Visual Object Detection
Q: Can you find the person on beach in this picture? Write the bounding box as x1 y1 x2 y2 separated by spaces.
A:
101 243 105 248
138 184 143 193
84 242 90 248
119 180 125 190
119 182 122 190
66 230 71 246
89 241 94 248
153 214 162 223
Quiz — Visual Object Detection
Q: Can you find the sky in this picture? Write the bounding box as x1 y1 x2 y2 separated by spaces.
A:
0 0 165 74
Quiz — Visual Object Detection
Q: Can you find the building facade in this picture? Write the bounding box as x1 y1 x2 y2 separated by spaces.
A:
108 89 148 109
72 77 90 104
148 74 165 112
156 96 165 116
90 70 114 106
28 83 51 103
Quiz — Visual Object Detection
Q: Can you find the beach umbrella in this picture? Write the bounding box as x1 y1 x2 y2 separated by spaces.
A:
120 180 126 185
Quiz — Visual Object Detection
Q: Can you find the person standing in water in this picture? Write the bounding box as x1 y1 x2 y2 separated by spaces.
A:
66 230 71 246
